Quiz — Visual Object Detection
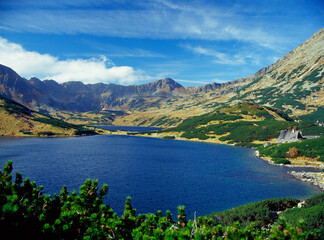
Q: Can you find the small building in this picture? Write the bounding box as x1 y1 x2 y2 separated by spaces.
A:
276 130 304 143
276 129 320 143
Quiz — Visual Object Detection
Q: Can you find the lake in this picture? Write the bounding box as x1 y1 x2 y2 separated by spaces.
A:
0 134 321 217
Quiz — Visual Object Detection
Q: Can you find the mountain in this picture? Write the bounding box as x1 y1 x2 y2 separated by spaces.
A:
231 28 324 116
0 28 323 127
0 66 189 112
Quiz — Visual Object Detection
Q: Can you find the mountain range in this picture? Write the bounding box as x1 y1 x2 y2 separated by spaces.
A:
0 64 250 112
0 28 323 127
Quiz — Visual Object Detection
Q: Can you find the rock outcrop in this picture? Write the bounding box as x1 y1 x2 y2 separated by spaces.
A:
288 171 324 190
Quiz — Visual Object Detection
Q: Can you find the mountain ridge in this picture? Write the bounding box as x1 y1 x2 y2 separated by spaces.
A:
0 66 194 112
0 62 280 113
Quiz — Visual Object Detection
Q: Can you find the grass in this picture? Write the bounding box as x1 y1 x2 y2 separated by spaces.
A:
0 95 33 116
299 106 324 122
280 193 324 232
272 158 291 164
33 117 80 130
207 198 299 228
259 137 324 162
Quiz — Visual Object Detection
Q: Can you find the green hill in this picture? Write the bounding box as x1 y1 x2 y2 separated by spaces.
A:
0 95 98 136
299 106 324 122
145 102 320 147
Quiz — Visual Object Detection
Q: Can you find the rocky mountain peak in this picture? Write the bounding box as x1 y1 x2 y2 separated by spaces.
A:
149 78 184 92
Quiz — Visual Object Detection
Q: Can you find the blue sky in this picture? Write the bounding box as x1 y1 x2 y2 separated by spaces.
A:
0 0 323 86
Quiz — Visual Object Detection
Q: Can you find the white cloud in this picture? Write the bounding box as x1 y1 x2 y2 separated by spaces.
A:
184 45 247 65
175 79 209 85
0 37 147 84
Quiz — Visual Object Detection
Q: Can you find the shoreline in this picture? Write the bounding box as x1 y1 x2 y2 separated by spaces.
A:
287 171 324 190
255 150 324 191
255 150 324 169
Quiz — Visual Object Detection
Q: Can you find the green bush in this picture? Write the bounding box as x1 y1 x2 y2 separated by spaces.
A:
303 192 324 208
280 195 324 235
299 107 324 122
37 131 56 136
207 198 299 228
273 97 306 110
302 67 323 83
241 110 248 115
33 117 80 129
273 158 291 165
162 135 175 140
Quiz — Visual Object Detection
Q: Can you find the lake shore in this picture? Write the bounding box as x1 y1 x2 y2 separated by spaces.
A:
287 171 324 190
254 150 324 191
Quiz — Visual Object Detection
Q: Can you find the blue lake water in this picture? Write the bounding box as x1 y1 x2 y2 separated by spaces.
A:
0 134 321 218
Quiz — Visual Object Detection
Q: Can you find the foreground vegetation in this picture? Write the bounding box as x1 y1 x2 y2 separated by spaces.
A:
1 161 323 239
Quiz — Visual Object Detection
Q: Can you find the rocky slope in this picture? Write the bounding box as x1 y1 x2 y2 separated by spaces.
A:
231 28 324 116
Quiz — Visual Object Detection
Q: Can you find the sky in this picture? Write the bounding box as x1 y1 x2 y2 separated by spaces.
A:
0 0 323 86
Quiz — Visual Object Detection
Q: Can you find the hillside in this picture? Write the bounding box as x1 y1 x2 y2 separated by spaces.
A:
136 102 320 142
0 95 100 136
232 28 324 116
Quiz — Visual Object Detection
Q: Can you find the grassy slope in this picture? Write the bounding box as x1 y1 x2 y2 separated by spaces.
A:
51 110 127 126
43 59 324 128
141 102 290 144
299 106 324 122
0 95 99 136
